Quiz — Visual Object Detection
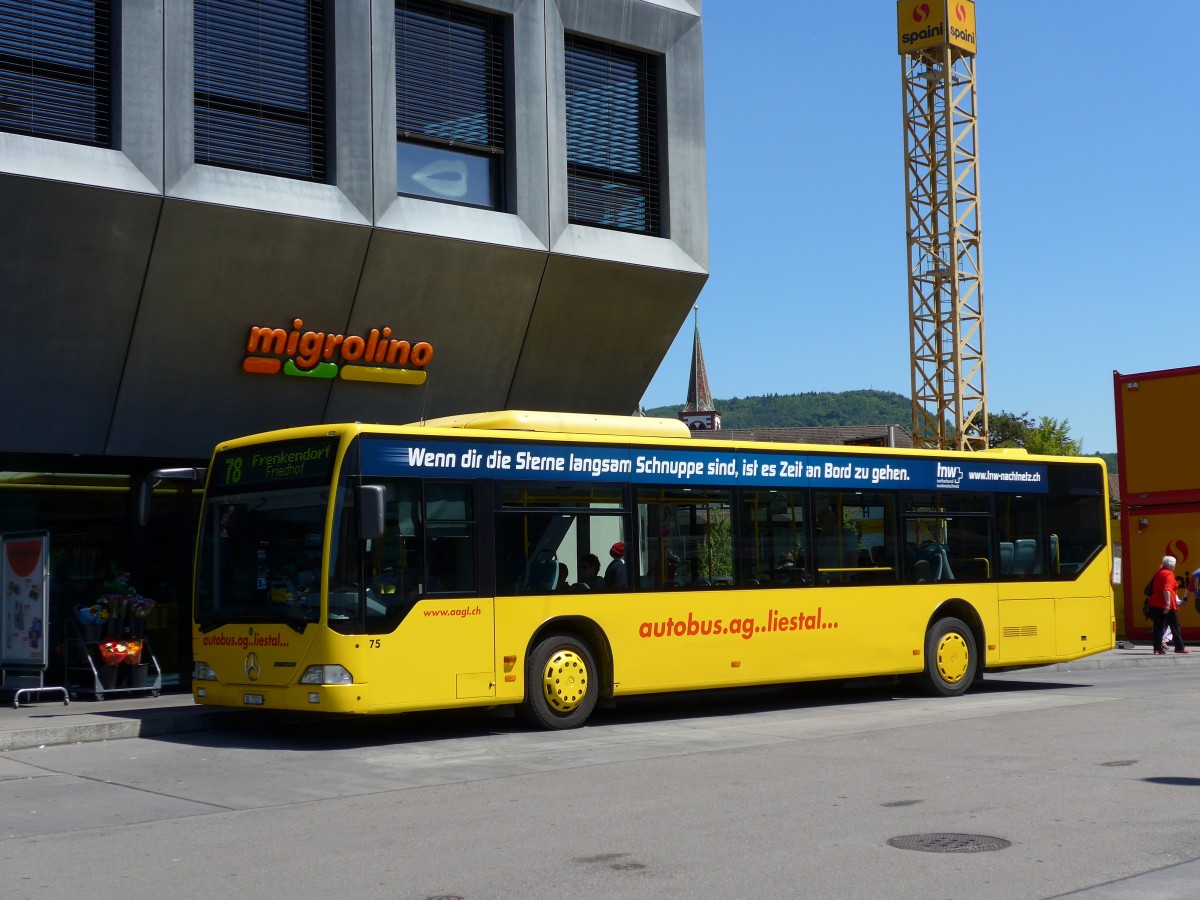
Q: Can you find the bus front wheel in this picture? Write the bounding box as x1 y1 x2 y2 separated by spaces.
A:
919 617 977 697
521 634 598 730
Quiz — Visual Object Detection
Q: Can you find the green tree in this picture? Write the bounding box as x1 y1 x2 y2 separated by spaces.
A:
645 390 911 430
987 410 1035 448
987 411 1081 456
1024 417 1083 456
698 518 732 580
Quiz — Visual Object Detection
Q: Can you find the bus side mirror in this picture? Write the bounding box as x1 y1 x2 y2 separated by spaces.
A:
359 485 386 540
138 468 206 527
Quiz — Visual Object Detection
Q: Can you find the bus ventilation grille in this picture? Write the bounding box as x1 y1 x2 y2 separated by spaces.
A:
1002 625 1039 638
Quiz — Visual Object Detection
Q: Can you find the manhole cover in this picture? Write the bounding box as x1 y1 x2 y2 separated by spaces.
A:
610 862 647 871
1100 760 1137 767
887 833 1011 853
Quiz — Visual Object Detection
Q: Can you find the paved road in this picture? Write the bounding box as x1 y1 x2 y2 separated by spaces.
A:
4 664 1200 899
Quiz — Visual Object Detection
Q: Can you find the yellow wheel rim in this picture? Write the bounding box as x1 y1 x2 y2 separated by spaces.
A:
541 648 589 714
935 632 970 685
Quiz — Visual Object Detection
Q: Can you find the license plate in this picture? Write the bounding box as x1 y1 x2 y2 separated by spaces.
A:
243 694 264 706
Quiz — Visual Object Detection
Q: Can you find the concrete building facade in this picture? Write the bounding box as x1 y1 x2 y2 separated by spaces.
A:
2 0 707 461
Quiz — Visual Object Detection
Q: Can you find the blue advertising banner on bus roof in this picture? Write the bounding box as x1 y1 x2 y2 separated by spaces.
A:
360 439 1048 493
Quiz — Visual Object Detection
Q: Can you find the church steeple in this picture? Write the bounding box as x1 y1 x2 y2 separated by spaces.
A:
679 308 721 430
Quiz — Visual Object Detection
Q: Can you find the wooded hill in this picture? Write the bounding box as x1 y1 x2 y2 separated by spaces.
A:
644 390 912 431
645 390 1117 469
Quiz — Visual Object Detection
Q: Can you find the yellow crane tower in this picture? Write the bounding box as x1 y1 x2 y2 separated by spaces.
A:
897 0 988 451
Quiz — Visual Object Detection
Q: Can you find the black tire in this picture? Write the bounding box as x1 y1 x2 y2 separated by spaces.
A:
520 634 599 730
919 617 977 697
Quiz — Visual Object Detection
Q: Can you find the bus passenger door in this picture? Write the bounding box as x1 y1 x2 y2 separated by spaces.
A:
363 481 495 709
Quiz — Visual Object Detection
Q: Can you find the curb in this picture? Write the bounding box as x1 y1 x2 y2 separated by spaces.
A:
1036 654 1199 673
0 707 290 753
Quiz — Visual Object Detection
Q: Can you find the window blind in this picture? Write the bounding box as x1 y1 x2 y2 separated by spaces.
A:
194 0 326 181
395 0 504 208
396 0 504 156
0 0 111 146
565 35 659 235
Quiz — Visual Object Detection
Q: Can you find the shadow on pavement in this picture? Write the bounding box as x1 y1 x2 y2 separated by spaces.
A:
142 675 1086 753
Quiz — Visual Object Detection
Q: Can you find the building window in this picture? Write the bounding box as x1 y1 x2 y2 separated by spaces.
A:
395 0 505 210
0 0 111 147
194 0 327 181
565 35 660 235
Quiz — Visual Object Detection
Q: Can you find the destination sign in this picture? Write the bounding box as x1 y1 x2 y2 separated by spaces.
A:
210 438 339 494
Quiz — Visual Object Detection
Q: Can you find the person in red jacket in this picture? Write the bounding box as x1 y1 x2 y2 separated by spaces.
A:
1161 574 1191 651
1150 554 1190 654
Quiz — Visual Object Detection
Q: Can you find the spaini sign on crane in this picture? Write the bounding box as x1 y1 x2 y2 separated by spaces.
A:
897 1 977 55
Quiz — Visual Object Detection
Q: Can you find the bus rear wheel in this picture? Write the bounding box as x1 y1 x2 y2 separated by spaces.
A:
520 634 598 730
919 617 977 697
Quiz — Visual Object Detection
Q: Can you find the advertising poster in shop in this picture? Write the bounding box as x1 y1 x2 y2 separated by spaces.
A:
2 532 50 668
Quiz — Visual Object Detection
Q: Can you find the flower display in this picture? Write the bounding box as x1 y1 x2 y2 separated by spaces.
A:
102 593 132 621
81 573 155 628
124 639 143 666
98 639 129 666
76 600 110 625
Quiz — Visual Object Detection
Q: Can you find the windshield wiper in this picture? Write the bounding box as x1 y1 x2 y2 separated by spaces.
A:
198 616 232 634
199 609 312 634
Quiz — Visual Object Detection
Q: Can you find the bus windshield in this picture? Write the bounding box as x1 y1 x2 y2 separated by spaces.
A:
195 485 330 633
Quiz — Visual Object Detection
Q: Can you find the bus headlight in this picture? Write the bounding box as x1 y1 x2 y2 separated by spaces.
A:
194 661 217 681
299 664 353 685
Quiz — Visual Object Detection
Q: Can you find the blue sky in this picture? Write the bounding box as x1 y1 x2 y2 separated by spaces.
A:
639 1 1200 454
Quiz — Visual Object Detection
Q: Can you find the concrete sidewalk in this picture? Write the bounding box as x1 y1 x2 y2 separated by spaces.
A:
0 643 1192 752
0 689 288 751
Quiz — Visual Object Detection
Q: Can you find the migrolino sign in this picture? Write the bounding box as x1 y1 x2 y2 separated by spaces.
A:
243 319 433 385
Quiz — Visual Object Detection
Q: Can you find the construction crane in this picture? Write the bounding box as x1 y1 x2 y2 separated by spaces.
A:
897 0 988 451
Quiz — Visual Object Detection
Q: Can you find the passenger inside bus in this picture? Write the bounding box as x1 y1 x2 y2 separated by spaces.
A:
574 553 605 591
605 542 628 589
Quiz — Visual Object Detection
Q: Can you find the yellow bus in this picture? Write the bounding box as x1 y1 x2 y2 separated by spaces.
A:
190 411 1114 728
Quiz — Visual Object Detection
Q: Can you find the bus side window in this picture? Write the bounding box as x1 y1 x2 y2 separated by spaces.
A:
424 483 476 595
996 493 1042 581
494 511 575 595
817 491 896 586
736 489 811 589
637 487 733 590
999 541 1014 576
1043 465 1106 579
1011 538 1039 576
